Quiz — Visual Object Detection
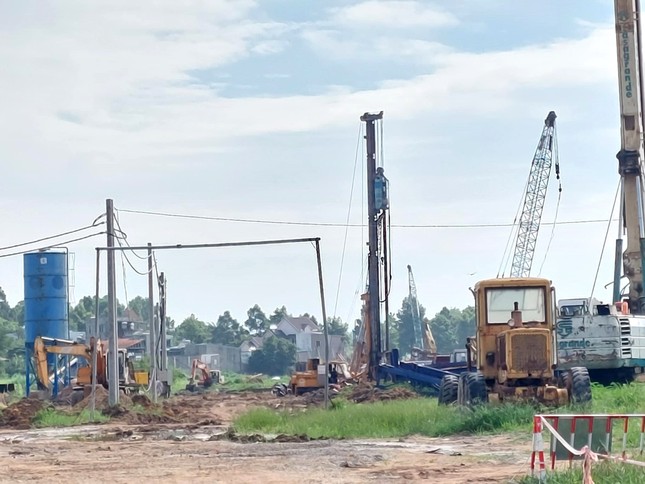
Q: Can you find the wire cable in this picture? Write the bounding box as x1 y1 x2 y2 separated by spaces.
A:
0 218 105 251
114 234 154 276
113 209 152 260
0 232 106 259
116 207 614 229
537 177 563 276
590 181 621 298
538 126 563 277
332 122 363 321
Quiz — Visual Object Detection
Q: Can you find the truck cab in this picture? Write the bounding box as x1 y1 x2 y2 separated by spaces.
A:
438 277 591 407
556 296 645 382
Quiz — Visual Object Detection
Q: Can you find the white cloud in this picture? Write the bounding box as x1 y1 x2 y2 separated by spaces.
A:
301 29 453 63
331 1 458 29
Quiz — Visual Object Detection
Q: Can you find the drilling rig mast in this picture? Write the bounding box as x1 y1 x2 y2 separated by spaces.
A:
508 111 561 277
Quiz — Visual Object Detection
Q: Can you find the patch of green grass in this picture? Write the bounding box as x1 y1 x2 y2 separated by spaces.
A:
234 382 645 440
234 398 536 439
514 460 645 484
33 408 109 427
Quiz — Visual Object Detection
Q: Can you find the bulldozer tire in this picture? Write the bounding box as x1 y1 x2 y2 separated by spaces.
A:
438 375 459 405
569 367 592 404
464 371 488 406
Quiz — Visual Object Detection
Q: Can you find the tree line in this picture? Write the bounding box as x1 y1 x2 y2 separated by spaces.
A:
0 284 475 378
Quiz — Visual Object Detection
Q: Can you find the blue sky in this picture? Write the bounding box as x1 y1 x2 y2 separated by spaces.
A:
0 0 629 328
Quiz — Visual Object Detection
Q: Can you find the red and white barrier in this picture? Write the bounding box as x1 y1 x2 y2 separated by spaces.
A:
531 413 645 482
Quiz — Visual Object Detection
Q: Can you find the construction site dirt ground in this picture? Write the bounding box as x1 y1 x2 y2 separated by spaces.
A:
0 390 535 483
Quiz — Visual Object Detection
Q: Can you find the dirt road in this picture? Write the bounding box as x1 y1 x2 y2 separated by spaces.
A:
0 390 535 483
0 424 532 483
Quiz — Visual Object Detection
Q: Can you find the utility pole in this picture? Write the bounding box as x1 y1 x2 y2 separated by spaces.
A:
147 243 156 403
361 111 384 381
159 272 168 394
106 199 119 406
315 240 330 409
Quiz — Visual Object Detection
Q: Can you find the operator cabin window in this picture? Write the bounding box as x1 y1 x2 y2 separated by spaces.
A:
486 287 546 324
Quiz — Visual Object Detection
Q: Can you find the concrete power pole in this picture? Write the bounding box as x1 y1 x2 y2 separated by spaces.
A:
106 199 119 406
361 111 384 382
147 243 157 403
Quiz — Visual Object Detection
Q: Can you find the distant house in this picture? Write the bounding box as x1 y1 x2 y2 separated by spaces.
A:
239 329 289 369
276 315 346 364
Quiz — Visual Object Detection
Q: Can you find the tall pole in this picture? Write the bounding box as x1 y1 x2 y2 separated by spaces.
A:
159 272 168 390
106 199 119 406
147 243 156 403
361 111 383 381
91 249 100 419
315 240 330 409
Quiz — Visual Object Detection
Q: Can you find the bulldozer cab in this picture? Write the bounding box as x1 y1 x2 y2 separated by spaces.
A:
473 277 557 382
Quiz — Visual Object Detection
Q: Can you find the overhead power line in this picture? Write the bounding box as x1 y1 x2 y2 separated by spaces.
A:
0 217 105 251
117 207 615 229
0 232 107 259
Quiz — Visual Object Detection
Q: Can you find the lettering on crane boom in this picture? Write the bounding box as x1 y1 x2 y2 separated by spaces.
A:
623 32 633 99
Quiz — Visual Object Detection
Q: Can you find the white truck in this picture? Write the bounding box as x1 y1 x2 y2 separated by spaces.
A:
556 297 645 382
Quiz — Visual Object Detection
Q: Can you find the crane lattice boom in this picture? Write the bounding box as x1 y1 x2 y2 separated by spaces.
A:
510 111 560 278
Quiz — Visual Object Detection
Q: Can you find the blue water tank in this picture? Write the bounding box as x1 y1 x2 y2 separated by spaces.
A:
23 251 69 348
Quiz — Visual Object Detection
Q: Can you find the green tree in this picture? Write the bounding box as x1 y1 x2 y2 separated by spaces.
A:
211 311 247 346
244 304 268 335
269 306 290 327
175 314 210 344
247 336 296 375
0 288 13 321
429 308 457 353
127 296 151 322
396 296 427 355
0 317 24 376
385 312 399 350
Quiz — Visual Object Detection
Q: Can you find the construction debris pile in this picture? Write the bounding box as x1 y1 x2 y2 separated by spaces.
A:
345 383 418 403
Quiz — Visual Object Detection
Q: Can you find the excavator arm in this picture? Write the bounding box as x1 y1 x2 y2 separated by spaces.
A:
33 336 102 390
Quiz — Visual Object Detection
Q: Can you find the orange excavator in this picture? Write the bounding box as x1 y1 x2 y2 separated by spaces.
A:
185 358 221 392
33 335 147 396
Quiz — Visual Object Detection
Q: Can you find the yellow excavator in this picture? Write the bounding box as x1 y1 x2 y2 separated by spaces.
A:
34 336 148 396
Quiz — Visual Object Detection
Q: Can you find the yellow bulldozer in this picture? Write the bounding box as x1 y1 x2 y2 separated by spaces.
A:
438 277 592 406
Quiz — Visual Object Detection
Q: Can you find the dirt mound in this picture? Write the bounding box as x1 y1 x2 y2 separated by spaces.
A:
131 394 153 408
346 383 418 403
75 386 133 411
0 397 49 429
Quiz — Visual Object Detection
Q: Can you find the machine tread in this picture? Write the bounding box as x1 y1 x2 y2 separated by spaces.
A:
465 371 488 405
438 374 459 405
569 367 592 404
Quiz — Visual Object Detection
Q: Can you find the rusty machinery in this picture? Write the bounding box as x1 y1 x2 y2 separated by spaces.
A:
438 277 592 407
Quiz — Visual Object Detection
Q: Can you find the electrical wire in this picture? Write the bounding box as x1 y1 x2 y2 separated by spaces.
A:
0 217 105 251
497 175 531 278
537 172 563 276
116 207 614 229
0 232 106 258
332 121 363 322
113 209 152 260
590 180 621 298
114 234 154 276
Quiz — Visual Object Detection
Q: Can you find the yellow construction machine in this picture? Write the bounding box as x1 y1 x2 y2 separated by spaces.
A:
438 277 592 406
34 336 148 396
288 358 348 395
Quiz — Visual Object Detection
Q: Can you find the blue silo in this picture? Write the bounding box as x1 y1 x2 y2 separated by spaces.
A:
24 250 69 395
